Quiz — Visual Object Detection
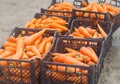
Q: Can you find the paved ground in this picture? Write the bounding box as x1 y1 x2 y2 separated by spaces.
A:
0 0 120 84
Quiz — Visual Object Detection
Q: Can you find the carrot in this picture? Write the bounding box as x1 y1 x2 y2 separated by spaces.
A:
47 36 54 42
54 19 67 26
5 47 16 53
87 47 98 59
24 29 46 45
80 47 98 63
45 41 52 53
72 32 84 38
87 61 95 66
65 47 84 57
64 56 88 66
96 4 107 13
7 36 17 43
12 48 23 60
16 37 25 52
25 46 31 51
34 36 42 47
48 65 80 73
75 57 84 62
0 60 8 66
74 53 91 63
82 1 88 7
30 46 41 57
85 27 96 36
3 41 16 48
26 51 35 58
78 27 92 38
21 55 41 66
52 53 66 63
50 22 68 31
29 55 41 64
82 55 91 63
53 53 88 66
0 49 4 54
39 38 47 54
93 32 98 38
30 18 37 24
97 23 107 39
35 22 40 28
0 50 13 58
22 52 29 60
29 24 36 28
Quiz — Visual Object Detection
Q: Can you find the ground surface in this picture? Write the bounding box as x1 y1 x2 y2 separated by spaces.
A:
0 0 120 84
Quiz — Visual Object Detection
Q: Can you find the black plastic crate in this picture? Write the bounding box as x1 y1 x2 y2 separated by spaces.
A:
41 37 104 84
70 19 113 57
50 0 88 8
32 13 70 35
72 1 120 33
40 8 72 29
110 0 120 7
0 27 57 84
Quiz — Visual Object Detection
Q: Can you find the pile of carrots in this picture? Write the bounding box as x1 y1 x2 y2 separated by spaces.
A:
69 23 107 39
49 47 98 73
78 2 120 16
49 2 74 12
0 29 54 66
25 15 68 33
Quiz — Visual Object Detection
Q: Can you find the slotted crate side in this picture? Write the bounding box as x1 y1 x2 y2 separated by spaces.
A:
0 27 57 84
41 37 104 84
70 19 113 57
50 0 88 7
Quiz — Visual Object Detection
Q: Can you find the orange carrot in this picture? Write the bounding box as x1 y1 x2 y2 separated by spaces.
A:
12 48 23 59
87 61 95 66
82 55 91 63
5 47 16 53
24 29 46 45
0 49 4 54
65 47 84 57
4 41 16 48
64 56 88 66
30 18 37 24
47 36 54 42
72 32 84 38
87 47 98 59
34 36 42 47
50 22 68 31
39 38 47 54
97 23 107 39
78 27 92 38
54 19 67 26
16 37 25 52
85 27 96 36
53 53 88 66
30 46 41 57
22 52 29 60
7 36 17 43
80 47 98 63
0 50 13 58
26 51 35 58
45 41 52 53
48 65 80 73
82 1 88 7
